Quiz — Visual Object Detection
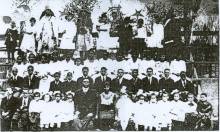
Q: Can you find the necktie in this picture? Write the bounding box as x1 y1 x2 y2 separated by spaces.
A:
29 76 31 86
149 77 151 85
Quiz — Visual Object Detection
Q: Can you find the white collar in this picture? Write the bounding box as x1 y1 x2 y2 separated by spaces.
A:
82 87 89 93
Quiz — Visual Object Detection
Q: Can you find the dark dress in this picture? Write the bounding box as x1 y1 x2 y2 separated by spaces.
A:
5 28 18 52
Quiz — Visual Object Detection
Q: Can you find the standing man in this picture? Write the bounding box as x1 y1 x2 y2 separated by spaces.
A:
49 72 63 92
77 67 93 89
23 65 40 90
159 68 174 93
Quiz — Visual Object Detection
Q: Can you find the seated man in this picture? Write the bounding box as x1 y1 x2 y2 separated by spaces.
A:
77 67 93 89
127 69 142 96
142 68 159 96
23 65 40 90
7 67 23 88
49 72 63 92
98 81 116 130
159 68 174 93
73 78 97 130
174 71 194 101
111 69 129 94
62 72 77 93
94 67 111 93
196 93 213 130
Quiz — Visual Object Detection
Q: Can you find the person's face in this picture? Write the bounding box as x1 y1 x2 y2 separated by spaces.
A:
88 52 94 59
82 79 90 88
112 12 117 19
104 85 110 92
44 95 50 102
55 95 61 101
174 94 180 101
67 74 72 80
162 94 168 101
100 69 107 76
103 53 108 60
66 55 71 61
75 59 81 66
160 55 166 61
27 67 34 75
54 74 60 81
164 70 170 78
187 95 194 102
34 94 40 101
200 95 207 102
147 69 153 77
23 92 28 98
30 21 35 26
41 56 47 63
139 96 145 104
67 94 73 101
132 70 138 78
102 16 108 22
117 70 124 78
17 57 22 64
132 54 138 60
150 95 157 103
29 55 35 63
11 22 16 28
82 69 89 76
52 55 58 61
180 73 186 80
12 69 18 76
116 54 123 61
138 21 143 27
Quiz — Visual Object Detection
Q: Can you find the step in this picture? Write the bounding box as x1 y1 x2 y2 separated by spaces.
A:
0 64 13 72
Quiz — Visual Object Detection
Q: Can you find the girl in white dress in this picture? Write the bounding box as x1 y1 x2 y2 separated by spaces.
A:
20 17 37 53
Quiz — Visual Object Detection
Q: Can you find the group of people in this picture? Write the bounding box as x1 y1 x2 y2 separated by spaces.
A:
0 48 213 131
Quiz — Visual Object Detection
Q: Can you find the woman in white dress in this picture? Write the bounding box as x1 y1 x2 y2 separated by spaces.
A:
20 17 37 53
95 13 119 50
59 16 77 50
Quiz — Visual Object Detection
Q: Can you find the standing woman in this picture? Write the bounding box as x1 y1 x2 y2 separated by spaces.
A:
20 17 37 54
5 21 19 63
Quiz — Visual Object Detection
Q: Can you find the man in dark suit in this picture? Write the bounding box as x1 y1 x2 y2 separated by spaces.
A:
23 65 40 90
159 68 174 93
142 67 159 92
19 90 32 111
49 72 63 92
94 67 111 93
62 72 77 93
73 78 97 130
1 89 22 130
127 69 142 95
77 67 93 89
111 69 129 94
7 67 23 88
118 17 133 54
174 71 194 101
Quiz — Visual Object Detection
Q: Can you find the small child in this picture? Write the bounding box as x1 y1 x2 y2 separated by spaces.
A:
196 93 213 130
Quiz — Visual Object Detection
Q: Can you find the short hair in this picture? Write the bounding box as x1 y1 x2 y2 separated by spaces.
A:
30 17 36 23
82 78 90 82
27 65 34 70
33 92 40 97
118 69 124 72
200 93 207 97
82 67 89 71
164 68 170 72
54 72 61 76
173 92 180 96
147 67 153 71
132 69 138 73
101 67 107 70
150 93 157 97
188 93 194 96
54 93 61 97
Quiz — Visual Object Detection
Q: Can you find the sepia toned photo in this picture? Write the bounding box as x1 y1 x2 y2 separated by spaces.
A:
0 0 219 131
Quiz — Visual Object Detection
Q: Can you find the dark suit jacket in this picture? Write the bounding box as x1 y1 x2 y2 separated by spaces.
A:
159 77 175 93
175 79 194 94
49 80 63 92
142 77 159 92
111 77 129 93
127 77 142 94
74 88 97 118
19 97 32 110
23 75 40 89
94 76 111 93
62 80 77 93
7 76 23 88
1 97 22 117
77 76 93 88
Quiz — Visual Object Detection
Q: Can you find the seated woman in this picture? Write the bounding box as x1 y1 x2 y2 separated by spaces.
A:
98 81 117 130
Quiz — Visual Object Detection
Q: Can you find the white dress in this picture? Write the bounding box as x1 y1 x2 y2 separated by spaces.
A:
96 23 119 50
147 23 164 48
59 20 77 49
20 24 36 53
